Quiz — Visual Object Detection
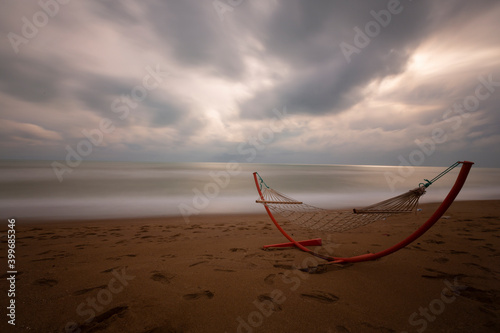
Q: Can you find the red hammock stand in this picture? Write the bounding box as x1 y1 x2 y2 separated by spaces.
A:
253 161 474 264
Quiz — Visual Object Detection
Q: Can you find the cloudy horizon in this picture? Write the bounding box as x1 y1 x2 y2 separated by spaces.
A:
1 0 500 168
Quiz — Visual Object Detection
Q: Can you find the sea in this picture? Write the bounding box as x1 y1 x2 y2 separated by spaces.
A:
1 160 499 222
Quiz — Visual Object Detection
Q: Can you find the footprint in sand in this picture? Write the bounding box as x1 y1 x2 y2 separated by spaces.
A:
32 278 58 287
302 263 353 274
264 274 276 285
100 265 126 273
161 254 177 259
478 245 496 252
31 257 56 262
421 268 465 280
433 257 449 264
183 290 214 300
273 264 294 270
73 285 107 296
229 248 247 253
481 228 498 232
459 286 499 307
449 250 468 255
243 253 264 259
463 262 493 273
300 290 339 304
78 305 128 331
189 261 208 267
19 235 35 240
257 294 283 311
214 268 235 272
150 271 176 284
424 239 445 245
410 245 428 251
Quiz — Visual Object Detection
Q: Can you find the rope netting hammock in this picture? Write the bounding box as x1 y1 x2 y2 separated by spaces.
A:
253 161 474 264
256 185 425 233
255 162 460 233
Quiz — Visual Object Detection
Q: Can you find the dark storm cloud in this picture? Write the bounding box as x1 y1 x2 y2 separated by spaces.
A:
142 0 246 79
239 47 410 118
0 1 203 132
73 73 202 132
72 72 140 115
0 51 64 103
146 94 189 128
237 0 496 119
86 1 246 79
0 48 194 130
88 1 142 26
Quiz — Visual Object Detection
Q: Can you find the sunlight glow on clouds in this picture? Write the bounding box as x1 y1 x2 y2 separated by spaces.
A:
1 0 499 167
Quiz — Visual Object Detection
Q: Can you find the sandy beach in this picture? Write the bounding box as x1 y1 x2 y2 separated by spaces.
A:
1 200 499 333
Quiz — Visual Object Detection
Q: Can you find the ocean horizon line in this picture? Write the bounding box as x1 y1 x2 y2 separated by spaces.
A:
2 158 492 169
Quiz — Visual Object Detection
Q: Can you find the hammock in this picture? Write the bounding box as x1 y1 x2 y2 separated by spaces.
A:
253 161 474 264
256 184 426 233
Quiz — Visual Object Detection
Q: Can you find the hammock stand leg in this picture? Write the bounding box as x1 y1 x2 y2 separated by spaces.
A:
263 238 322 248
253 173 332 261
254 161 474 264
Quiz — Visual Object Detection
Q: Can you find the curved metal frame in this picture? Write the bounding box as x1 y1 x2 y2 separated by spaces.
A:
254 161 474 264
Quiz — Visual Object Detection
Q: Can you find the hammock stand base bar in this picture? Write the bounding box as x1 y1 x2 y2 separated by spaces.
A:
253 161 474 265
263 238 322 248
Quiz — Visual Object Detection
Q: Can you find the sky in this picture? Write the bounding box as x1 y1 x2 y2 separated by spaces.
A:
1 0 500 168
